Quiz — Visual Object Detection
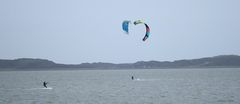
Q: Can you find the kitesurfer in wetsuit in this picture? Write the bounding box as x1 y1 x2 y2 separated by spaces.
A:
43 81 48 88
131 76 134 80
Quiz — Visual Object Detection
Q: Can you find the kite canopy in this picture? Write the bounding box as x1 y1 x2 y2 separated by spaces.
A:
122 20 131 34
122 20 150 41
143 23 150 41
133 20 144 25
133 20 150 41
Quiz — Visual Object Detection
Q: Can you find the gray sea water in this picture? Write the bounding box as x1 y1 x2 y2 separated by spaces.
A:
0 68 240 104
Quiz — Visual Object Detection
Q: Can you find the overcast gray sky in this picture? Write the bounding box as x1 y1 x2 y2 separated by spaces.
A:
0 0 240 64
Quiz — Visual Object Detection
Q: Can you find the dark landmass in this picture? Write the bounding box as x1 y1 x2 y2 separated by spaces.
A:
1 55 240 70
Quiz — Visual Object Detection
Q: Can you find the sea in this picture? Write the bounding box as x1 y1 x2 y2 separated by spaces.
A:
0 68 240 104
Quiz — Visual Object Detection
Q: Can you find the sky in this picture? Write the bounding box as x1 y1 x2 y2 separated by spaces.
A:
0 0 240 64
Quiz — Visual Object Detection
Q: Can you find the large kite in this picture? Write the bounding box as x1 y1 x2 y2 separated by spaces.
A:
122 20 150 41
133 20 150 41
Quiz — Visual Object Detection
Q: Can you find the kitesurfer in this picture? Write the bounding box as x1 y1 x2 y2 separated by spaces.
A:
43 81 48 88
131 76 134 80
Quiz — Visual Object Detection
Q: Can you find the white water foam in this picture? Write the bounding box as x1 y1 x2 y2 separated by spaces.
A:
134 78 161 81
27 87 53 90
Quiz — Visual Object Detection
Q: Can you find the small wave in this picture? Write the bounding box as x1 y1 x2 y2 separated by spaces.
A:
217 99 234 103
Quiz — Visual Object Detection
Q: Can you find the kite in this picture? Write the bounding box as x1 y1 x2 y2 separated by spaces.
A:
133 20 150 41
133 20 144 25
122 20 150 41
143 23 150 41
122 20 131 34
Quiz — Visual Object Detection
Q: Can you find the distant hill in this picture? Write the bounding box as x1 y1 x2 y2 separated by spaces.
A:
0 55 240 70
130 55 240 69
0 58 58 69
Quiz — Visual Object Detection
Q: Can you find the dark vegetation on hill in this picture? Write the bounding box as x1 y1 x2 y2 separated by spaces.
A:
0 55 240 70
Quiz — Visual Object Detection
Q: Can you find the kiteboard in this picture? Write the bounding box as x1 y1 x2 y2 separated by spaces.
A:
42 87 53 90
